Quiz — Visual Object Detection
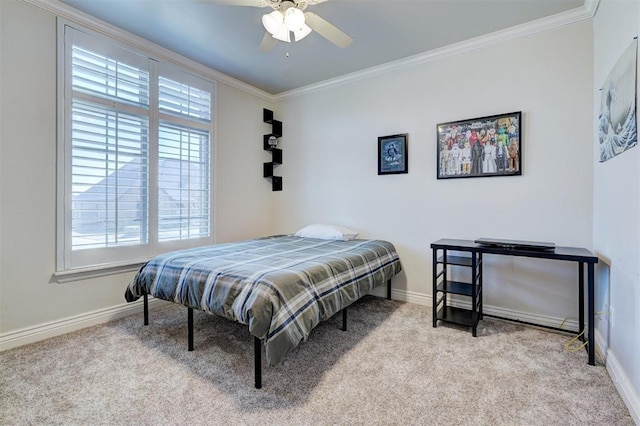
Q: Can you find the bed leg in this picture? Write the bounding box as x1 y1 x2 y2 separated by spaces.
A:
254 337 262 389
387 279 392 300
188 308 194 352
143 293 149 326
341 308 348 331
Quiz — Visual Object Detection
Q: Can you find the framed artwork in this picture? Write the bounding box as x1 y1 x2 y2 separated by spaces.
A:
599 39 637 162
436 111 522 180
378 133 408 175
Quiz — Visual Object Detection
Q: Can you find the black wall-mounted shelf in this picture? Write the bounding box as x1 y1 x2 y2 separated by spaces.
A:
263 108 282 191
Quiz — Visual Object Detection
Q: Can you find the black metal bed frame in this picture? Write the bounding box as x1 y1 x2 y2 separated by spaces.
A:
141 279 392 389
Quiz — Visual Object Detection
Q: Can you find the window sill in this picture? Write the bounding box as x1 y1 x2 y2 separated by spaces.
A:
53 261 146 283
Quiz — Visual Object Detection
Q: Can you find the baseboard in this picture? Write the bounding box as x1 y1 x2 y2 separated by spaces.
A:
606 348 640 424
369 286 431 306
0 298 168 352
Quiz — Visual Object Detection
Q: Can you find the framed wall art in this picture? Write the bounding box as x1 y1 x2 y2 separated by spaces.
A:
378 133 408 175
599 39 637 162
436 111 522 179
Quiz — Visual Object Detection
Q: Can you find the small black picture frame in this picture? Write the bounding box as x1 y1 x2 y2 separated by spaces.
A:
378 134 408 175
436 111 522 179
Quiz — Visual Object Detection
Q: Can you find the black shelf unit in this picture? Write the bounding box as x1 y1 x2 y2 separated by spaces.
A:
432 247 483 336
263 109 282 191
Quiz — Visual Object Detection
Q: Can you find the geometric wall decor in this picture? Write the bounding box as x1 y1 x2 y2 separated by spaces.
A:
263 108 283 191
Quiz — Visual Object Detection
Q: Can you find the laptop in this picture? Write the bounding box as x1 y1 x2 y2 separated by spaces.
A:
474 238 555 251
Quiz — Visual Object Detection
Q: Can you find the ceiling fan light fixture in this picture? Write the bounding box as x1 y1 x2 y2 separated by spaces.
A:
262 10 283 35
272 24 291 43
293 23 312 41
284 7 305 31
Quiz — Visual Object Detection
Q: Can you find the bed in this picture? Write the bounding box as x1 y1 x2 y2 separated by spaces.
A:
124 234 402 387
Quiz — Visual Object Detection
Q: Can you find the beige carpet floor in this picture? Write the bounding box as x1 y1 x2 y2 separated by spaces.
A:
0 296 633 425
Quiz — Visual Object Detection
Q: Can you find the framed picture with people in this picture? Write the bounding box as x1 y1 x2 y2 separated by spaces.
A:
378 133 408 175
436 111 522 179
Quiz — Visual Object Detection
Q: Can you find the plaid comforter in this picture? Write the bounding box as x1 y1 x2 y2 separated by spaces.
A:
125 236 402 365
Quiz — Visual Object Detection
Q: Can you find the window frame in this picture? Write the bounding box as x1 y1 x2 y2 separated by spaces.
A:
56 20 216 279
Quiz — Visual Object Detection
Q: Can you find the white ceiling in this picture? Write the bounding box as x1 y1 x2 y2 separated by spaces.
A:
58 0 585 94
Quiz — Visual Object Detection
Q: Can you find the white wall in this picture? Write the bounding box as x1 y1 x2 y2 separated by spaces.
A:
593 0 640 421
0 0 275 336
275 22 594 326
216 83 278 243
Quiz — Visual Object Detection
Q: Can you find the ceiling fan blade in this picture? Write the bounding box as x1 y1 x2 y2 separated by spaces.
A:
304 12 353 48
210 0 331 7
259 32 278 51
207 0 273 7
297 0 331 5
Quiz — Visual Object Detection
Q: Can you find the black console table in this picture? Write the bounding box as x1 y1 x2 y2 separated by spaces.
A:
431 238 598 366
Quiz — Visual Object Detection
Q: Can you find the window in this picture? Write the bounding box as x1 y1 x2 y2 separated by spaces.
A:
58 24 214 271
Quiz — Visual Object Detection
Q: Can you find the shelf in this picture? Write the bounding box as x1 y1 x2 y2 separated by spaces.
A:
271 120 282 137
263 108 283 191
437 255 474 267
436 306 475 327
263 134 274 150
433 245 482 336
263 108 274 123
271 176 282 191
263 162 274 178
271 148 282 164
437 280 478 296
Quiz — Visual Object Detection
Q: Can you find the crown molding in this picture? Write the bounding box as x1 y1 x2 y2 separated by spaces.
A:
21 0 275 102
584 0 601 17
275 4 594 101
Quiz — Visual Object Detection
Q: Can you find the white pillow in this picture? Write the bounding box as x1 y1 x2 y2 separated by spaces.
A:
294 224 359 241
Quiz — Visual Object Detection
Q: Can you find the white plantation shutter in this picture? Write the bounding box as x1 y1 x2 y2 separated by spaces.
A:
71 103 149 250
159 76 211 121
59 24 214 272
71 45 150 106
157 66 212 244
158 124 210 241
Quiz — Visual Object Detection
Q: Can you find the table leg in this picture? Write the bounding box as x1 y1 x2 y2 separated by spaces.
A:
478 253 484 320
432 248 438 328
588 263 595 366
578 262 584 342
471 251 477 337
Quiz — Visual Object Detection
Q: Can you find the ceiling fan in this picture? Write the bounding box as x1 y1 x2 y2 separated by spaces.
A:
210 0 353 51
